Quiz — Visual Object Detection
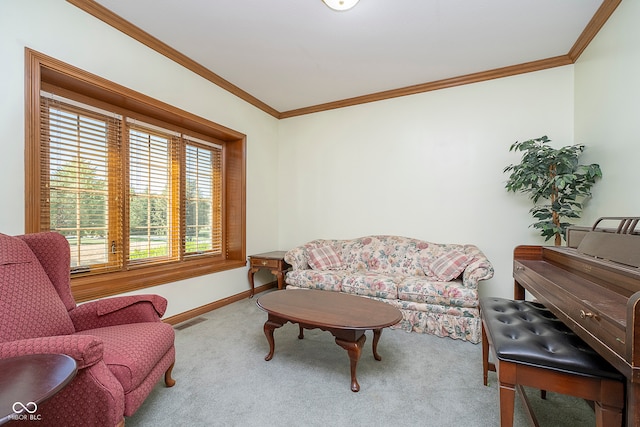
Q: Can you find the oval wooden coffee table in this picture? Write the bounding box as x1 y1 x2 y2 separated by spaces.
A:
256 289 402 392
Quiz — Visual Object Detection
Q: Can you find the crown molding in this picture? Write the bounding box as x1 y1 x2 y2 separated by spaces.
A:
280 55 574 118
568 0 621 61
66 0 280 118
68 0 620 120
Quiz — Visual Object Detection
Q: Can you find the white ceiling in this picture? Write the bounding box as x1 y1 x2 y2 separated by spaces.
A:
94 0 604 113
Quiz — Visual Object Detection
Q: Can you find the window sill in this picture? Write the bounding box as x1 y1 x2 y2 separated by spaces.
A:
71 257 247 302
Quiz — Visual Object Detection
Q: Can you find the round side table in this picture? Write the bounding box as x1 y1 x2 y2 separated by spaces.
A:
0 354 77 425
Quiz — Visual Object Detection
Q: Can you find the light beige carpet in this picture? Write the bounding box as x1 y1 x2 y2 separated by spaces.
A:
126 291 595 426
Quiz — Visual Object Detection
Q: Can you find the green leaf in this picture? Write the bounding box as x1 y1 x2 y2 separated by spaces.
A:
504 136 602 243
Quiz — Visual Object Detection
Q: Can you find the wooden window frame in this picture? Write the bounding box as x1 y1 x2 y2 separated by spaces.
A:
25 48 246 302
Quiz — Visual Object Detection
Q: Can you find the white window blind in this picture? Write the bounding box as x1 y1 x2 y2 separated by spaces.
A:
128 123 180 263
184 139 222 256
38 93 226 276
40 95 123 273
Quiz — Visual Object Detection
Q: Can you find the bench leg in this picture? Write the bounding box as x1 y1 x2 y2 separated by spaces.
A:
498 382 516 427
497 362 517 427
596 379 625 427
595 402 623 427
482 321 489 386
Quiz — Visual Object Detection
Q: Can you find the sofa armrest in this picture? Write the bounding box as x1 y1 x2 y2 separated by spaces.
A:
0 335 104 369
70 294 167 331
462 245 495 288
285 246 309 270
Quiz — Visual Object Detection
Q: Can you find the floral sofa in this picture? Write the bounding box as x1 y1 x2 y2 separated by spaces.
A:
284 235 494 343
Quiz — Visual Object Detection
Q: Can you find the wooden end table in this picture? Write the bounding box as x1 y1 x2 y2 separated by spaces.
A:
256 289 403 392
247 251 291 297
0 354 77 425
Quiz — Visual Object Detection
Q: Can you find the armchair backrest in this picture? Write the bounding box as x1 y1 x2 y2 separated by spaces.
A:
18 232 77 311
0 232 76 342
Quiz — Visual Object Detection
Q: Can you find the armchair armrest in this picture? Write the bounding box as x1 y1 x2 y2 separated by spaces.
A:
0 335 103 369
70 294 168 332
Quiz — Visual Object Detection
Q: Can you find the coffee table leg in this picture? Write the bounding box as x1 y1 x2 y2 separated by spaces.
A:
263 318 284 361
372 328 383 361
335 334 366 392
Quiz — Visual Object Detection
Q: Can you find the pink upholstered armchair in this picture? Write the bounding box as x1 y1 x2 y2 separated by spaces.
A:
0 232 175 427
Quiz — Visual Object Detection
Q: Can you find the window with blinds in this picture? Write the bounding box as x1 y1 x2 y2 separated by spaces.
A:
184 138 222 256
128 123 179 263
39 94 225 275
41 97 122 274
26 49 246 302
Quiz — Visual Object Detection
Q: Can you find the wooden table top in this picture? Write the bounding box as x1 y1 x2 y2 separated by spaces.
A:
249 251 288 259
0 354 77 424
257 289 403 330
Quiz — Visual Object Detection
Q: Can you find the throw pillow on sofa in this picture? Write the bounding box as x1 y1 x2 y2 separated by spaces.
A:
427 250 472 281
308 246 343 270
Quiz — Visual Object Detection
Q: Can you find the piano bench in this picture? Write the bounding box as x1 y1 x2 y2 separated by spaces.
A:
480 297 625 427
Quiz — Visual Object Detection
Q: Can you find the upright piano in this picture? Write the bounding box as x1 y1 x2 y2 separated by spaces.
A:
513 217 640 426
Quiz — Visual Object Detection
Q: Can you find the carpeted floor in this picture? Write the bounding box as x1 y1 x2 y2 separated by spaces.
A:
125 291 595 426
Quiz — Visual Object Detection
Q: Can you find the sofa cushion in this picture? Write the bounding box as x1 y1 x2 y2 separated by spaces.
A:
80 322 175 393
340 237 376 271
341 273 399 299
285 269 345 292
398 244 429 276
308 246 343 270
345 236 426 275
425 250 472 281
397 277 478 308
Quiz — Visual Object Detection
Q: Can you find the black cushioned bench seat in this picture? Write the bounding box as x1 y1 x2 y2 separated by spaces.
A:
480 297 625 427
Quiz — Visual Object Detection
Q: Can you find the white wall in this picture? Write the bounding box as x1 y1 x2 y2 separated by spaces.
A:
278 67 575 299
277 0 640 300
574 0 640 222
0 0 281 317
2 0 637 316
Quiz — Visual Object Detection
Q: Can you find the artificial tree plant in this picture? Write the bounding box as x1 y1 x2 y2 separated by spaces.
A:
504 135 602 245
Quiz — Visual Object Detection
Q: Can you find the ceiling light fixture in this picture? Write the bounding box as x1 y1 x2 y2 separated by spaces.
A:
322 0 360 11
